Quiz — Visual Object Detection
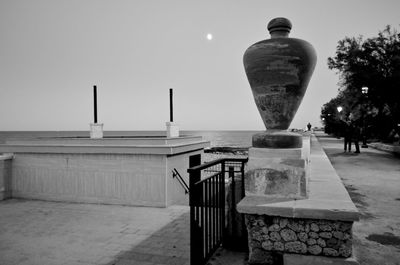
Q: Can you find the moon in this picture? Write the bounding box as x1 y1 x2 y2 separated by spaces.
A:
206 33 213 40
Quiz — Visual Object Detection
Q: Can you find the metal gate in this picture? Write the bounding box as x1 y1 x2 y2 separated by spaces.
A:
188 158 247 265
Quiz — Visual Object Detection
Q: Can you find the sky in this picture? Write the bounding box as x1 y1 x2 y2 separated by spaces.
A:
1 0 399 131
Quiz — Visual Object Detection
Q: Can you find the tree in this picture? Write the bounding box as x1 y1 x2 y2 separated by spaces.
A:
326 25 400 142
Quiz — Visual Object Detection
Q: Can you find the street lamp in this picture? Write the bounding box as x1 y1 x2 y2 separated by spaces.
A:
337 106 343 113
361 87 369 148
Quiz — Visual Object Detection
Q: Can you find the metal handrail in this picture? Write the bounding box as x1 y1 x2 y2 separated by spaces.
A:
172 168 189 194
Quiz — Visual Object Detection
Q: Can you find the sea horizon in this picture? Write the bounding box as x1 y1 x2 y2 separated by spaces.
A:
0 130 262 147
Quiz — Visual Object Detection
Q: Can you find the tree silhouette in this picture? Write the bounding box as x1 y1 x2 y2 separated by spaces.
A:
324 26 400 142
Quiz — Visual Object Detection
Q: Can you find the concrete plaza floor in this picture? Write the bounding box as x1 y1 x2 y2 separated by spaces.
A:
0 200 190 265
1 133 399 265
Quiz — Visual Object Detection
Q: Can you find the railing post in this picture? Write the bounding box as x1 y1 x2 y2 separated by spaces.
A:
228 166 236 241
189 154 201 265
220 160 226 246
241 161 246 199
189 167 201 265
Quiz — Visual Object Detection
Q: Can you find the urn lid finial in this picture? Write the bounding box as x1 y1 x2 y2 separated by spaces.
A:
267 17 292 35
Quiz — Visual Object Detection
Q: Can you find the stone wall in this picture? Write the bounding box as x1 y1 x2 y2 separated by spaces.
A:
245 214 353 263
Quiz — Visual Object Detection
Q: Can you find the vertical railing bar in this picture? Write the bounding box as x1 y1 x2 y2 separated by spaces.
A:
215 171 220 244
201 182 207 257
211 175 214 250
208 178 213 253
205 179 208 257
221 161 225 243
216 174 219 248
213 174 216 248
220 171 223 243
229 166 236 240
241 161 245 199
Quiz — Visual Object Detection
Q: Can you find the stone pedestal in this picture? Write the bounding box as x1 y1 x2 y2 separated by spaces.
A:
246 131 308 200
166 122 179 138
237 134 359 265
241 131 309 264
90 123 103 139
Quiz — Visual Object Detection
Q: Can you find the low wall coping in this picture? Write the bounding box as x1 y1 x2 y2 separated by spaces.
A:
369 142 400 155
0 138 210 156
237 135 359 222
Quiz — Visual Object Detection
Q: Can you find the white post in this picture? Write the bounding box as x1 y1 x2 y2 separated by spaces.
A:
166 122 179 138
90 123 104 139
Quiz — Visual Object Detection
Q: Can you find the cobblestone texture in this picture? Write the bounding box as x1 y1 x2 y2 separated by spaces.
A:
245 214 353 259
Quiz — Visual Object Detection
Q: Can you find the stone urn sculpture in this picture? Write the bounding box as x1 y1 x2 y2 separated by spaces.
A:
243 17 317 148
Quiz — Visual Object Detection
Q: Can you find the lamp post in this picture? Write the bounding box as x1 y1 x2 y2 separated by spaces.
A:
361 87 369 148
336 106 343 138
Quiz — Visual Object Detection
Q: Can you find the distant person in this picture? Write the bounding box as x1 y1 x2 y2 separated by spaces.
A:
352 122 361 154
307 122 312 131
343 118 353 152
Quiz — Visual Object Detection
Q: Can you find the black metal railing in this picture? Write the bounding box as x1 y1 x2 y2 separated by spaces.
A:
172 168 189 194
188 157 248 265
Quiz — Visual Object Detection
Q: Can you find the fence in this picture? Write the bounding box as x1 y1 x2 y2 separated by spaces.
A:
187 157 248 265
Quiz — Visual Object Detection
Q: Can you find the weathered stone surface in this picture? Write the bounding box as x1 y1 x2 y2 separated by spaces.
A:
344 233 351 240
320 223 332 231
262 227 269 234
319 232 332 239
287 221 301 232
307 238 317 245
310 223 319 232
262 234 270 240
298 232 308 242
280 218 288 228
262 240 273 250
244 214 354 259
281 229 297 241
323 248 339 257
333 231 344 240
245 167 305 198
249 239 261 248
317 238 326 247
274 242 285 251
269 224 280 232
285 242 307 253
326 238 338 248
308 244 322 255
339 245 352 257
270 231 281 241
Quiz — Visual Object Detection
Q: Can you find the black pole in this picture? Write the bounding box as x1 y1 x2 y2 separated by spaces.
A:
169 88 173 122
93 85 98 124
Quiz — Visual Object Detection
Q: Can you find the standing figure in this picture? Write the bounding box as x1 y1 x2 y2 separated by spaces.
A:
352 122 361 153
343 119 353 152
307 122 312 131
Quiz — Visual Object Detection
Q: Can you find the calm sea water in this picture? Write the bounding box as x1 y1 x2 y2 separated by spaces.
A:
0 130 260 147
